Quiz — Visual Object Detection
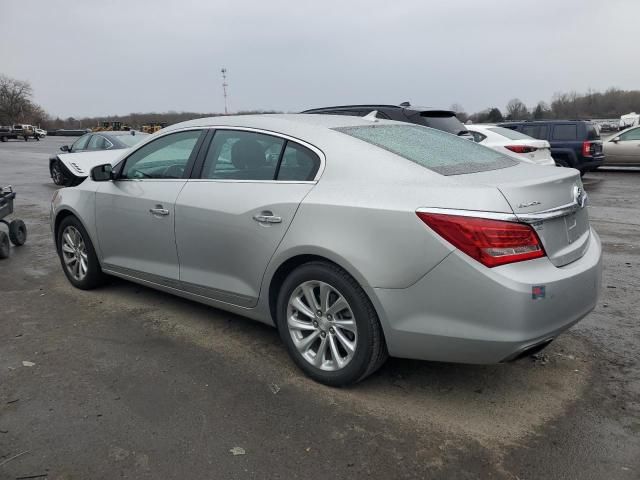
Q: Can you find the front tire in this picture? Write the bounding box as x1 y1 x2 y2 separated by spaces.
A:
276 261 387 386
57 216 106 290
51 159 72 186
8 219 27 246
0 231 9 259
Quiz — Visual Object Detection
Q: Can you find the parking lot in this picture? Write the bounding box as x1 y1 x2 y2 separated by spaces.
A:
0 137 638 479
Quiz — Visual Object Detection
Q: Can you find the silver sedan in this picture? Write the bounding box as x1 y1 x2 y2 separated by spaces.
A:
51 114 602 386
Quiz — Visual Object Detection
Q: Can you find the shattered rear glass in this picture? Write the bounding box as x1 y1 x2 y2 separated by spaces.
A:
334 124 516 175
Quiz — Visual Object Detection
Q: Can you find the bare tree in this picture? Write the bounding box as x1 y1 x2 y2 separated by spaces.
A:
0 75 33 124
505 98 529 120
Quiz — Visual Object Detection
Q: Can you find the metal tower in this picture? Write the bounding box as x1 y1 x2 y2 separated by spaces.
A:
221 68 229 114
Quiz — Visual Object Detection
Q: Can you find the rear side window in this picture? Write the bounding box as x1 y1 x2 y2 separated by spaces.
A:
469 131 486 143
202 130 284 180
521 125 548 140
552 125 578 140
277 143 320 181
335 124 516 176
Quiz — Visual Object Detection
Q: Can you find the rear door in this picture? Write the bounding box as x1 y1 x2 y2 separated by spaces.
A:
175 128 322 307
95 129 204 282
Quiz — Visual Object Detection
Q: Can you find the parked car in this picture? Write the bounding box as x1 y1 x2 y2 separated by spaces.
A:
465 124 555 166
499 120 604 174
603 126 640 166
49 131 149 186
51 114 602 386
0 124 39 142
302 102 474 140
34 128 47 139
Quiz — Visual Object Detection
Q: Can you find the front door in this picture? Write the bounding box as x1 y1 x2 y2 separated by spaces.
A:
95 129 203 283
175 129 321 307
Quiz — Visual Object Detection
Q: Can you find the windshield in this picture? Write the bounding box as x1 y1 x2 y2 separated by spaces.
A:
335 124 516 175
487 126 533 140
115 133 149 147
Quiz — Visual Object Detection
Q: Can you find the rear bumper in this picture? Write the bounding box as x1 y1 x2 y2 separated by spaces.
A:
578 155 604 170
370 228 602 364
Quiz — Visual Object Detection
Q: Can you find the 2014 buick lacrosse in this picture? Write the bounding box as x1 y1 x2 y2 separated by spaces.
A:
51 114 602 386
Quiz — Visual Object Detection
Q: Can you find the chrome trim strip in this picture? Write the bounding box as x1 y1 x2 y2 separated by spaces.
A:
416 201 585 224
415 207 518 222
102 263 256 308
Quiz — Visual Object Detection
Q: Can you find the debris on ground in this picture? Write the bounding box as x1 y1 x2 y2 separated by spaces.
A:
531 353 549 365
229 447 246 456
268 383 280 394
22 361 36 367
0 450 29 467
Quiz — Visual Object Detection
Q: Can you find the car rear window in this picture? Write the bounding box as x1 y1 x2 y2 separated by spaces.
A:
487 126 533 140
413 111 467 135
585 123 600 140
116 133 150 147
334 124 516 176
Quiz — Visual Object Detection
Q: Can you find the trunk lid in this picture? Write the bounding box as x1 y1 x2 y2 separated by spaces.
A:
454 164 590 267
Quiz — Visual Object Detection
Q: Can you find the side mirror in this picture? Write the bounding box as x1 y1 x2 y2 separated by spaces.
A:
60 145 70 152
90 163 113 182
612 137 620 143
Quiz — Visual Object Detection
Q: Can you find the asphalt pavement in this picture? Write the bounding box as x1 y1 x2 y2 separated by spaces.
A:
0 137 638 479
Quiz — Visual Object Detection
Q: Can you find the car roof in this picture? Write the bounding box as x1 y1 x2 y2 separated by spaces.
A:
500 120 591 124
302 104 455 114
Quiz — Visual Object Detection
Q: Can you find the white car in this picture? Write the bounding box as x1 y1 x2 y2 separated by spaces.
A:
466 124 556 166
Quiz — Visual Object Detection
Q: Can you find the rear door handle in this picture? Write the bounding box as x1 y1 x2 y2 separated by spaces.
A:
149 206 170 216
253 212 282 224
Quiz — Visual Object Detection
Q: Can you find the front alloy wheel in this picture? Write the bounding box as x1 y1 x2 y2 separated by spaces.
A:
61 225 88 281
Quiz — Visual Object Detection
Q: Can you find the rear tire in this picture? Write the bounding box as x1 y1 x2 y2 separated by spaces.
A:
276 261 388 386
0 231 9 259
56 216 106 290
8 219 27 246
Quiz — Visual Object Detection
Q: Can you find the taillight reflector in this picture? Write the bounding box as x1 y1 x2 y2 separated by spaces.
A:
416 212 545 268
505 145 537 154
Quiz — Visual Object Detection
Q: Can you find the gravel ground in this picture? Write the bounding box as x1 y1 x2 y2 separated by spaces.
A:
0 137 638 479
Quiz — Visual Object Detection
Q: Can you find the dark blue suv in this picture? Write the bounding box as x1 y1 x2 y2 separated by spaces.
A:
499 120 604 174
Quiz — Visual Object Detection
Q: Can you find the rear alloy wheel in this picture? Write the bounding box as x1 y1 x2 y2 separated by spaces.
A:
57 216 106 290
277 262 387 386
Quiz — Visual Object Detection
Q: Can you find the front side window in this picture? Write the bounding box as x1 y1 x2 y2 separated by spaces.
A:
552 124 578 141
71 134 91 152
201 130 284 180
335 124 516 176
619 127 640 141
120 130 201 179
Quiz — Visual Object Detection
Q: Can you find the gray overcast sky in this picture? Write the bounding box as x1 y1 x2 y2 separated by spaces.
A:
1 0 637 118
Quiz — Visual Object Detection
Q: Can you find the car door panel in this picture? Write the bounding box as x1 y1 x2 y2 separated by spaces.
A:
96 180 186 283
175 182 314 307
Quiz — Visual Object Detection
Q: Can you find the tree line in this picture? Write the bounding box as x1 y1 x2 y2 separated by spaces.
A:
453 88 640 124
2 73 639 129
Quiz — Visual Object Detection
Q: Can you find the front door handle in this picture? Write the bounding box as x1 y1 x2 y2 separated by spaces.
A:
253 212 282 224
149 206 170 216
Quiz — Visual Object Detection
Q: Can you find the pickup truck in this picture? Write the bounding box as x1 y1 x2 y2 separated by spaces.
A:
0 124 42 142
498 120 604 174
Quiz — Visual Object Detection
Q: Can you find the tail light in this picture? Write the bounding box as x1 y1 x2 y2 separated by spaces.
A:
505 145 537 154
416 212 545 268
582 141 593 157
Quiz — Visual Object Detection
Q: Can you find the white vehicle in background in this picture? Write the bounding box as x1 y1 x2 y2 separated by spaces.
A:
619 112 639 130
465 124 556 166
34 128 47 139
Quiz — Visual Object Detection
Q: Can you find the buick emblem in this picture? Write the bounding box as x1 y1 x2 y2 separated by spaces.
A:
572 185 587 208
